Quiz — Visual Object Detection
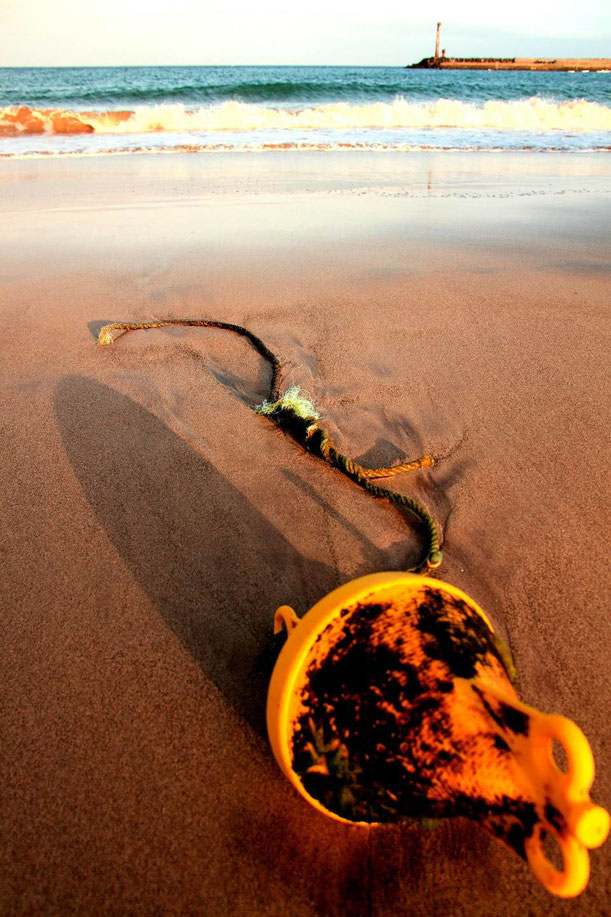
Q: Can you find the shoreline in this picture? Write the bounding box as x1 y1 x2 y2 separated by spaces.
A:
2 145 611 161
2 147 610 190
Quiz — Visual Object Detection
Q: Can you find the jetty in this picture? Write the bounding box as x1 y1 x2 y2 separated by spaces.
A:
408 23 611 71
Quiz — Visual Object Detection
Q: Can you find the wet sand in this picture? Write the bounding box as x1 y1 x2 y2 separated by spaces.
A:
1 152 609 915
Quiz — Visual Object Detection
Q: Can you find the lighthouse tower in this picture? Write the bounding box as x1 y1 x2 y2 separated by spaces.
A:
435 22 442 60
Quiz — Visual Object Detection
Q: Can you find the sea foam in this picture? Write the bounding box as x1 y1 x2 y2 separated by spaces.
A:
1 97 611 136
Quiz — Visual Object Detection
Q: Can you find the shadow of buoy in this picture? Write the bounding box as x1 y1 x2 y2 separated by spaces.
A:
55 374 337 734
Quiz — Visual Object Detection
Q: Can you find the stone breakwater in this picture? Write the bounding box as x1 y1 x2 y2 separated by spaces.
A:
409 58 611 72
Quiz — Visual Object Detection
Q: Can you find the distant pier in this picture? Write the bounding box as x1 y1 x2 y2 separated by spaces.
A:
408 57 611 71
409 23 610 71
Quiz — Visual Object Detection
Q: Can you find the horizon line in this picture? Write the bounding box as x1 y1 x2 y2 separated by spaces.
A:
2 58 610 70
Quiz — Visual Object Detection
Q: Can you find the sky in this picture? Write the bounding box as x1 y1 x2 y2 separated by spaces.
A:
0 0 609 67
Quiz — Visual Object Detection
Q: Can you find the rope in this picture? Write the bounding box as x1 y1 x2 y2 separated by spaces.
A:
318 432 441 568
360 456 435 479
99 319 283 401
98 319 442 571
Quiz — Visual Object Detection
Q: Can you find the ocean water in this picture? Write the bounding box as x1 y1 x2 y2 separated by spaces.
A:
0 66 610 158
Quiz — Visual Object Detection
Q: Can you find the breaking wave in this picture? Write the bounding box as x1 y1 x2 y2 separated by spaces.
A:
2 97 611 136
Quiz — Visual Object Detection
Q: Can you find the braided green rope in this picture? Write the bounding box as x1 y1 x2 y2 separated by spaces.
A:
98 319 442 572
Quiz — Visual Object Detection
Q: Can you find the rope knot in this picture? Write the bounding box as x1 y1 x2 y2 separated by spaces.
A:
255 385 321 448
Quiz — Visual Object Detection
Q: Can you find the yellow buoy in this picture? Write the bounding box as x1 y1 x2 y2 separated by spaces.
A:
267 573 609 898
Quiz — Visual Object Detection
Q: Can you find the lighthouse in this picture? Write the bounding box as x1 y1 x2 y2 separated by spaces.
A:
435 22 442 60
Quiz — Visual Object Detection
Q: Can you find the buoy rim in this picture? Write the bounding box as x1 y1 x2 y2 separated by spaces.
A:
266 571 493 822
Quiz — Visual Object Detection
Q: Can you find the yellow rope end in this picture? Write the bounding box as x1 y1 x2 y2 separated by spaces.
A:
98 324 123 346
427 551 443 569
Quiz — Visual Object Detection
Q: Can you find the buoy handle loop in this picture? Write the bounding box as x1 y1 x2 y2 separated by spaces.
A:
519 710 609 897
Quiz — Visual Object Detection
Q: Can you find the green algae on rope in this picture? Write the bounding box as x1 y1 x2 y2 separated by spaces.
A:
97 319 442 572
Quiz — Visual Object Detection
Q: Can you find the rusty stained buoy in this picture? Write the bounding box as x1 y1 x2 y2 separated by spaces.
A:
267 573 609 898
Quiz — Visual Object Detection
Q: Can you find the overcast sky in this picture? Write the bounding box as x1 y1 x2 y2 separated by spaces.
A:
1 0 609 67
